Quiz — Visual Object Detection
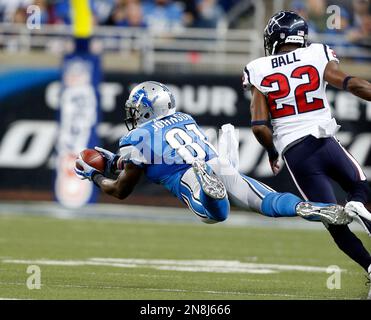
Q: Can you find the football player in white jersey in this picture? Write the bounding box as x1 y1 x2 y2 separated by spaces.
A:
243 10 371 293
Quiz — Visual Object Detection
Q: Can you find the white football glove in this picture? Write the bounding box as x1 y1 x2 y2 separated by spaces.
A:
74 158 99 181
94 146 120 175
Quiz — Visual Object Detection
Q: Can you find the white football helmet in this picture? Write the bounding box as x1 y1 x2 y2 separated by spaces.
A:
124 81 176 130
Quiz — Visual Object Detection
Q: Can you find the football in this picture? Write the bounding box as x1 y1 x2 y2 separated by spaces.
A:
77 149 106 173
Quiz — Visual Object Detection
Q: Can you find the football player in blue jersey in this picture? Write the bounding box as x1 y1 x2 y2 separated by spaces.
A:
75 81 351 225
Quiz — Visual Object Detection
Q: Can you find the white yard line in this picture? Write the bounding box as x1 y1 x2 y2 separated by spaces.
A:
2 257 345 274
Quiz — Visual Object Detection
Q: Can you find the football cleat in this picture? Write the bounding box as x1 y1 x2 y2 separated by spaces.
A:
192 160 227 200
344 201 371 237
296 202 352 225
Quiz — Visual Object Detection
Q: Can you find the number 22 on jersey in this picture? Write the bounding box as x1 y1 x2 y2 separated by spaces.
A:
261 65 324 119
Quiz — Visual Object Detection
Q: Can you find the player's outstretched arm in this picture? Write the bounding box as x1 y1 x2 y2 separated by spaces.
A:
250 86 280 174
92 163 143 200
324 61 371 101
75 157 143 200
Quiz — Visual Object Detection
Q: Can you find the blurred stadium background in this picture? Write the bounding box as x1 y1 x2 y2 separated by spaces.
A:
0 0 370 207
0 0 370 299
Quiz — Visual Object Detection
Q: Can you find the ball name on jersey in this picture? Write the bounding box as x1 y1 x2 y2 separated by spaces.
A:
271 52 301 69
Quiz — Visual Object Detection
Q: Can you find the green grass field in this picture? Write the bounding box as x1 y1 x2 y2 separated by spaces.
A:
0 213 370 300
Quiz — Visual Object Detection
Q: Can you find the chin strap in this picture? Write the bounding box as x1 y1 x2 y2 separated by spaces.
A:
271 41 278 55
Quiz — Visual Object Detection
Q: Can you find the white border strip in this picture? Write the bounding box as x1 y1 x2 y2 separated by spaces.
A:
337 141 367 181
283 156 309 201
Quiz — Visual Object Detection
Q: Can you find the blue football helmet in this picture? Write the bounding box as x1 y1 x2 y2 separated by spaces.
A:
264 11 308 56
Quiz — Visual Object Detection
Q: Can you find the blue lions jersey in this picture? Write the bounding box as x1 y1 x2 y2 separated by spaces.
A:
118 112 218 199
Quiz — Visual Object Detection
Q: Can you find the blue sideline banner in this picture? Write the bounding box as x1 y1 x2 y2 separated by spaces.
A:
54 42 101 208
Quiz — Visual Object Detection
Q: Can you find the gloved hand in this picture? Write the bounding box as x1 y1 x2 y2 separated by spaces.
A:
94 146 120 175
74 158 99 181
267 147 280 175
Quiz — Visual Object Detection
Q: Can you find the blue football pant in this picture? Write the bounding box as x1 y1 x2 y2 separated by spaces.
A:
179 157 330 224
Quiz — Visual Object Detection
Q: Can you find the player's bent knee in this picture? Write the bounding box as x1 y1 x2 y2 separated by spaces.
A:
212 211 228 222
200 217 220 224
210 199 230 222
212 207 230 222
201 209 229 223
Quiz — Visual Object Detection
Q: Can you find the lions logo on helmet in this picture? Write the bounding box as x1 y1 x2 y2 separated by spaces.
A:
124 81 176 131
131 89 153 108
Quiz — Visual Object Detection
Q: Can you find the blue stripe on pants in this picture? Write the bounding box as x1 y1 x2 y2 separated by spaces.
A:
180 180 229 222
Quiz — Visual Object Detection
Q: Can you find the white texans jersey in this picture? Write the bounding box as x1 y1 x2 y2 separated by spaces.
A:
243 43 340 155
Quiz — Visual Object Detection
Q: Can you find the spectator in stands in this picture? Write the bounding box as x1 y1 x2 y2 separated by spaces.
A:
178 0 198 27
292 0 321 37
322 6 353 53
11 0 50 25
193 0 225 28
325 5 351 34
123 1 147 28
13 7 27 24
218 0 240 13
141 0 184 33
52 0 71 24
291 0 370 62
9 0 50 25
107 0 125 25
111 0 147 28
0 0 231 30
292 1 351 38
93 0 115 25
351 0 370 27
33 0 50 24
346 1 371 62
347 11 371 47
0 0 31 23
291 0 309 20
306 0 328 33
